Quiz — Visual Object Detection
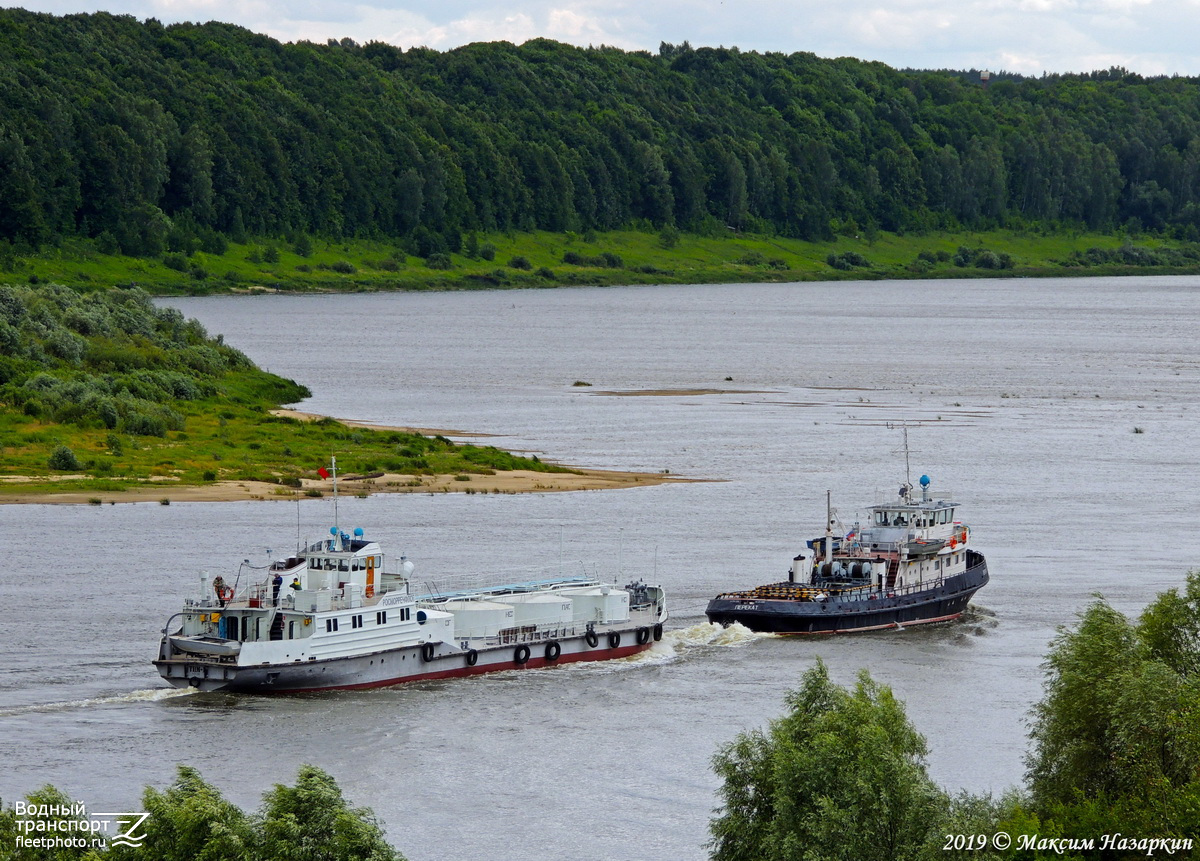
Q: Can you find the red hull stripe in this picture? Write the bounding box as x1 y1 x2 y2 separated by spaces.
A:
280 643 653 693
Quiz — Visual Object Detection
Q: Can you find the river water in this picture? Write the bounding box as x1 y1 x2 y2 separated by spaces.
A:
3 276 1200 860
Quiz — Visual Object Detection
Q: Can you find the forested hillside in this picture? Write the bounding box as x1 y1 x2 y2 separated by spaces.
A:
2 8 1200 259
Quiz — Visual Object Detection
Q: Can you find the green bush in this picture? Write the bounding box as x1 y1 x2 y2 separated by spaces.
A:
48 444 81 470
121 411 167 437
508 255 533 270
827 251 871 270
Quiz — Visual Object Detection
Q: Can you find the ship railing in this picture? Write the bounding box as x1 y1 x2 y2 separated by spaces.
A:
872 487 958 507
488 624 582 645
718 575 954 603
818 576 952 602
875 576 951 600
413 562 601 601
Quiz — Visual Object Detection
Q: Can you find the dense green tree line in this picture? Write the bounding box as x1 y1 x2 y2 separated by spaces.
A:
3 9 1200 260
711 573 1200 860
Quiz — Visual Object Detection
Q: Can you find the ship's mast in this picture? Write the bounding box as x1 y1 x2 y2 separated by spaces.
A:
825 489 833 562
888 421 916 498
331 456 341 551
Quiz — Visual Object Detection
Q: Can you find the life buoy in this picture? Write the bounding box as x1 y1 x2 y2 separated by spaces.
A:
421 643 435 662
585 630 599 648
653 623 663 641
545 641 561 661
465 649 478 667
608 631 621 649
636 626 650 645
514 644 530 665
949 538 957 549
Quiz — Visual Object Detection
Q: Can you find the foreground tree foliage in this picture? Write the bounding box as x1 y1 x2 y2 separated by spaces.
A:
0 765 406 861
710 659 943 861
1025 573 1200 841
710 573 1200 860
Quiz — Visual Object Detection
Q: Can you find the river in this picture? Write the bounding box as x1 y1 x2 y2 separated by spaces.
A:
3 275 1199 860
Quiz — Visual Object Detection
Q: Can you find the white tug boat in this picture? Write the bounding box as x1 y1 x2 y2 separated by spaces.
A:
155 460 667 693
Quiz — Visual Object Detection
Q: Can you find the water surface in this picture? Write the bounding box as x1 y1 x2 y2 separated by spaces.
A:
4 276 1200 860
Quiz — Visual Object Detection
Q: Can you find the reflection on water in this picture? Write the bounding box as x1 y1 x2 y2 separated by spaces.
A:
3 276 1200 860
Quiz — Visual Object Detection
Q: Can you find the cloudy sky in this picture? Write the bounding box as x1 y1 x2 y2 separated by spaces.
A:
15 0 1200 76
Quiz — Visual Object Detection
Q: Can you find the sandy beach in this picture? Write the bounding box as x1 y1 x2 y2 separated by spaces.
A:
0 467 685 505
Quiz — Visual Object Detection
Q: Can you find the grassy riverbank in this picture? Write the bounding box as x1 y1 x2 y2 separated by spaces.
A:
12 227 1200 295
0 283 684 502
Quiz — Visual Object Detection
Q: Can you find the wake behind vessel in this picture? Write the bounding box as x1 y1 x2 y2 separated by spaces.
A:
155 462 667 692
706 469 988 634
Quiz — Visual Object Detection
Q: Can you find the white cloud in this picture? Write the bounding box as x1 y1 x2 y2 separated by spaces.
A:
853 7 959 48
15 0 1200 74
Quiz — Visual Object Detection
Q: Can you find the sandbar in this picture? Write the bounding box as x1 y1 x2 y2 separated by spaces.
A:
2 410 689 504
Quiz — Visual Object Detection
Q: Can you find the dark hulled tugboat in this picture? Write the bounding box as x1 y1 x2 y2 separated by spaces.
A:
706 469 988 635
